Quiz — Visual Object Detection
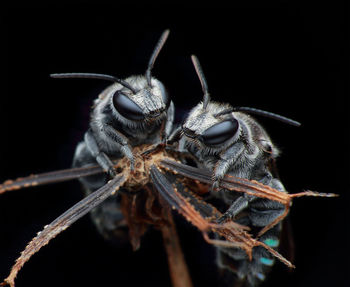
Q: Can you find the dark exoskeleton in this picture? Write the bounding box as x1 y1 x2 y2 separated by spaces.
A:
0 34 337 287
65 30 175 242
176 56 302 286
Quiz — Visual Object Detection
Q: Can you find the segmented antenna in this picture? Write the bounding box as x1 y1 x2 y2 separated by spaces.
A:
50 73 137 94
146 29 170 86
234 107 301 127
191 55 210 109
214 106 301 127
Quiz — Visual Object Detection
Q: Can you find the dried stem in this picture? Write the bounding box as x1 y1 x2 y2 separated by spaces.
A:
161 209 193 287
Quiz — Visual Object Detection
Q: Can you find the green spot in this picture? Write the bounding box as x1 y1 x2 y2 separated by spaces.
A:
263 238 279 247
260 257 274 266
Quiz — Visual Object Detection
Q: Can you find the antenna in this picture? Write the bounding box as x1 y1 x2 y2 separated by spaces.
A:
191 55 210 109
50 73 137 94
214 106 301 127
145 29 170 86
234 107 301 126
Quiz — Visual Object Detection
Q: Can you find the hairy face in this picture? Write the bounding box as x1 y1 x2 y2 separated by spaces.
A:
124 76 170 118
182 101 240 149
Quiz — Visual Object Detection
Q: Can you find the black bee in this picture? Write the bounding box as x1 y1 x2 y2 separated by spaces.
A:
0 34 336 287
56 29 174 242
177 55 301 286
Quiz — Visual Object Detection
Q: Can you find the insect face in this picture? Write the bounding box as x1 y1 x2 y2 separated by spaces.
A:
182 101 240 149
51 29 174 181
111 76 170 123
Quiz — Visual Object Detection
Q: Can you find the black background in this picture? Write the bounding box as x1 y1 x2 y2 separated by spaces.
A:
1 1 349 287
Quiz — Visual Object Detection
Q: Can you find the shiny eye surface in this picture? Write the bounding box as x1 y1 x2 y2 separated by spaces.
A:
113 91 144 121
200 119 239 146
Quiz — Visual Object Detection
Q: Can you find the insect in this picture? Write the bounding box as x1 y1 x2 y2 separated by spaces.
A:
0 32 337 287
53 29 174 243
175 55 336 286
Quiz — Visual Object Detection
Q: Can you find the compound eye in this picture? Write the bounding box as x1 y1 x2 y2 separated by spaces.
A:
113 91 144 121
200 119 239 146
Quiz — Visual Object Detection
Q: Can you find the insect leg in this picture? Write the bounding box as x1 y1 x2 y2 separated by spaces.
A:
1 174 126 287
102 125 134 170
212 143 245 190
217 174 284 225
73 141 128 243
152 163 293 270
250 178 287 237
167 126 182 144
151 165 247 247
160 159 291 234
84 130 119 176
160 159 262 194
218 179 287 285
217 194 256 224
